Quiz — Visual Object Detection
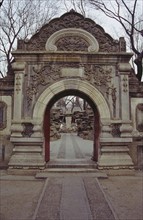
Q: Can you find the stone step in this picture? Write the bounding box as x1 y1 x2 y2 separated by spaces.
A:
35 168 108 178
46 163 97 169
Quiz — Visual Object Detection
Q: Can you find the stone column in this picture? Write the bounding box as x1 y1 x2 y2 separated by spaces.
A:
11 62 25 137
9 62 45 170
118 63 133 137
13 63 24 120
100 120 112 138
98 119 134 170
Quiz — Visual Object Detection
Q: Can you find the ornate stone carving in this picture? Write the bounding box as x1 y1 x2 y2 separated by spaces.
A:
106 85 117 117
26 85 37 107
26 64 61 107
15 74 21 94
84 65 112 87
25 63 114 110
122 75 128 92
56 36 88 51
0 102 7 130
136 104 143 132
22 122 34 137
0 75 14 95
18 11 120 52
111 123 121 137
46 28 99 52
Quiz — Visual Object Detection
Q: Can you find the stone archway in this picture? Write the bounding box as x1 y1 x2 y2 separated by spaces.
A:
33 79 111 121
43 90 100 163
33 79 111 164
7 10 135 170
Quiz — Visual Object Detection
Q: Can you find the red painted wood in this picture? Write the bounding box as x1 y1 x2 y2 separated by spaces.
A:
44 107 50 162
93 109 100 162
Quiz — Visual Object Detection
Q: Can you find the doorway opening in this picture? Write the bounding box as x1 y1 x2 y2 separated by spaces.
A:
43 90 100 167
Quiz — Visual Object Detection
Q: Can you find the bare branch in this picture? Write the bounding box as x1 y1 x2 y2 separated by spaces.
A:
0 0 61 76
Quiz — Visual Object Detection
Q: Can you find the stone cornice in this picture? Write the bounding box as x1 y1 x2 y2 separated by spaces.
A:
12 51 133 63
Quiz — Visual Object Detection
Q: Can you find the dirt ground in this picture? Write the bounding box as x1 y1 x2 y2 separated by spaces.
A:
0 170 143 220
0 173 44 220
99 172 143 220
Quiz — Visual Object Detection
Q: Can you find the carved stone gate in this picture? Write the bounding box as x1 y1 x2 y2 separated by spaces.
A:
1 10 143 170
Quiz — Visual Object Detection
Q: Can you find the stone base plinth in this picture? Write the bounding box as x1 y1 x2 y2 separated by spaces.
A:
98 142 134 169
8 137 45 169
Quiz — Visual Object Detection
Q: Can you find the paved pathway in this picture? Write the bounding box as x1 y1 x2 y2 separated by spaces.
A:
47 133 95 168
33 134 116 219
33 175 116 220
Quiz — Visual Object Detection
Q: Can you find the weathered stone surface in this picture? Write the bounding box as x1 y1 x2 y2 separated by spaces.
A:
0 10 142 170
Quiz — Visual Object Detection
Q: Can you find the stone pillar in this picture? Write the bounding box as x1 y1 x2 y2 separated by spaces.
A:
98 138 134 170
9 62 45 170
118 63 133 137
119 63 130 120
98 119 134 170
100 120 112 138
13 63 24 121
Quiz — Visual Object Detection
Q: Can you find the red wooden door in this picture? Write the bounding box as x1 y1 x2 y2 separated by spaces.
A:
44 107 50 162
93 109 100 162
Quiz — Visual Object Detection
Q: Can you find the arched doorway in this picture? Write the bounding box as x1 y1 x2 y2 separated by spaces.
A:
43 90 100 164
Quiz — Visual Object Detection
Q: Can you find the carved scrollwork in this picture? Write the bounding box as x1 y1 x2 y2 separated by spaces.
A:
19 11 120 53
56 36 89 51
136 104 143 132
106 85 117 117
25 63 114 110
122 75 128 92
26 64 61 107
15 74 21 94
26 85 37 107
21 122 34 137
111 123 121 137
84 65 112 86
32 65 60 84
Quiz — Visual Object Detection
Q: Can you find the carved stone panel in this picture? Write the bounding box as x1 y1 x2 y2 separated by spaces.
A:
0 102 7 130
136 104 143 132
23 62 117 119
56 36 89 51
18 11 121 53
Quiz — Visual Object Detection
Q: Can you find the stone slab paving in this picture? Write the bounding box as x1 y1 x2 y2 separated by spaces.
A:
34 178 62 220
70 134 84 158
33 175 116 220
0 171 142 220
48 133 96 168
65 133 77 159
60 176 92 220
83 177 116 220
57 134 66 159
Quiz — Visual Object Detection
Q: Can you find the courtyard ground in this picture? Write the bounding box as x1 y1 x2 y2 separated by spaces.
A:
0 134 143 220
0 170 142 220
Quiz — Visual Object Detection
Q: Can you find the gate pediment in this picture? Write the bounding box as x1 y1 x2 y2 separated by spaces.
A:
17 10 125 52
45 28 99 52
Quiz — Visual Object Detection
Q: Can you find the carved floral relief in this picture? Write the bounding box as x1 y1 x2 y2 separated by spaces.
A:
56 36 89 51
24 63 117 118
18 11 121 53
136 104 143 132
